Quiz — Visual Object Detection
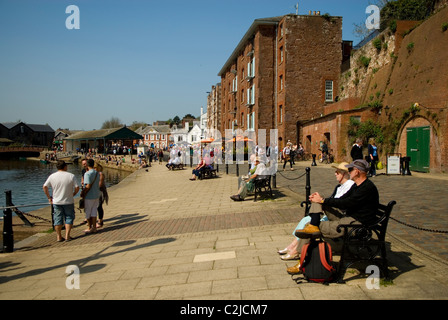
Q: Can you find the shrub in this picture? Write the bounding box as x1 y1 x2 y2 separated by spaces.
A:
442 23 448 32
359 56 371 69
373 38 382 50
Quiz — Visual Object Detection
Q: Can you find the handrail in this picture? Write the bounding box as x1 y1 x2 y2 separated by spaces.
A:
0 202 50 211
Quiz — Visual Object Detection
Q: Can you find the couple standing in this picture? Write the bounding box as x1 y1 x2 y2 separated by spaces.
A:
43 159 107 242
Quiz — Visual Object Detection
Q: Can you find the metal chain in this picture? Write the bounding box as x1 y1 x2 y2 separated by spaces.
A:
390 216 448 234
12 208 52 224
276 170 307 181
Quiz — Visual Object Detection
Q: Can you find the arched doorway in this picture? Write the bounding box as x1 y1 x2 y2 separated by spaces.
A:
397 117 438 173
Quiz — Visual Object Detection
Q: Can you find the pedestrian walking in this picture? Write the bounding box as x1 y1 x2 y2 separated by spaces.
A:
43 160 80 242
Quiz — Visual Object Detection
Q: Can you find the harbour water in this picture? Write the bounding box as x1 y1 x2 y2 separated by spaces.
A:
0 159 132 213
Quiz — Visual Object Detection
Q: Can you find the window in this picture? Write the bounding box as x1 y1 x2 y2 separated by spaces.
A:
246 57 255 80
232 76 238 92
241 112 244 127
325 80 334 102
280 46 284 63
250 112 255 131
247 112 255 131
279 75 283 91
279 105 283 124
247 85 255 106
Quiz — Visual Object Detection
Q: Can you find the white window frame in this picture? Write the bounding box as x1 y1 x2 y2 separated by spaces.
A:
325 80 334 102
246 57 255 80
246 85 255 106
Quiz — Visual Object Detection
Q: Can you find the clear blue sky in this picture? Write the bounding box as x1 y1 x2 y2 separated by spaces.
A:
0 0 375 130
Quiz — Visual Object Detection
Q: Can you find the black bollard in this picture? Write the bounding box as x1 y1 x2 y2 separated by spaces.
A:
311 154 317 166
404 156 412 176
236 163 239 177
3 190 14 253
305 167 311 213
300 167 311 215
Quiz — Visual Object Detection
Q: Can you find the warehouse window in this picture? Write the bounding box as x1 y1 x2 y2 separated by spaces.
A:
325 80 334 102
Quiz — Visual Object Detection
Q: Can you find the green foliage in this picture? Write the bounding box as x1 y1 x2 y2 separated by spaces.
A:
348 118 384 145
407 42 414 53
358 56 371 69
368 100 383 110
442 22 448 32
380 0 437 31
373 38 382 50
389 20 397 33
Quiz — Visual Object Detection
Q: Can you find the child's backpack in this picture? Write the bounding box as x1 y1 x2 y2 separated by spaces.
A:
299 240 336 284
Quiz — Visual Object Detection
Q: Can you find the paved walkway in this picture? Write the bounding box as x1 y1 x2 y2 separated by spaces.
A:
1 160 448 301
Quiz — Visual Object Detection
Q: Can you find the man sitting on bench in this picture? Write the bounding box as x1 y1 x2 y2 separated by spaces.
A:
230 156 267 201
166 155 182 170
295 159 379 239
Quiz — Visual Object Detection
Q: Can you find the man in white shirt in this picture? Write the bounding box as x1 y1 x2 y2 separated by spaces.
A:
43 160 80 242
230 157 267 201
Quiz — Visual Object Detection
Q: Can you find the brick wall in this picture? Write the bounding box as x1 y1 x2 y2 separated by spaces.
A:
281 15 342 147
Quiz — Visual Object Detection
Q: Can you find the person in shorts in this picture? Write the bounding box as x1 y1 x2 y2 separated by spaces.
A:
81 159 101 234
43 160 80 242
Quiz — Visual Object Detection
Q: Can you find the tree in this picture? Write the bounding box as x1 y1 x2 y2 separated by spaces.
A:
129 121 147 131
101 117 123 129
380 0 437 30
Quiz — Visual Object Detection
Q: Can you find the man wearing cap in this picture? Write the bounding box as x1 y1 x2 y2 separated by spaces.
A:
296 159 379 239
43 160 80 242
230 156 267 201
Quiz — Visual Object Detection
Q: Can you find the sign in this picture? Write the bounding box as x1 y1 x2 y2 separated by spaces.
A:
387 154 401 175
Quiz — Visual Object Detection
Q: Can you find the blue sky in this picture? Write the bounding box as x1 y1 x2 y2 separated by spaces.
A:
0 0 375 130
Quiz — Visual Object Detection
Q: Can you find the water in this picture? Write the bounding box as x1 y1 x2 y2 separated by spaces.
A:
0 159 132 212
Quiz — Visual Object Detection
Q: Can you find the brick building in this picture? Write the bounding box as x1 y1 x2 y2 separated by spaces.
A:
206 83 221 139
136 125 171 149
302 4 448 172
218 13 342 150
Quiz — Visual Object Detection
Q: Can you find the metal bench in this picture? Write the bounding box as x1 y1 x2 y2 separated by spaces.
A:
199 166 217 180
253 175 274 202
334 200 397 283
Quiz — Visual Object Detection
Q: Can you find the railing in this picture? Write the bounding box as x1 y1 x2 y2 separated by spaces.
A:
2 190 52 253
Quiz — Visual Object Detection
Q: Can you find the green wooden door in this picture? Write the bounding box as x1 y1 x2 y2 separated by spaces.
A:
406 126 430 172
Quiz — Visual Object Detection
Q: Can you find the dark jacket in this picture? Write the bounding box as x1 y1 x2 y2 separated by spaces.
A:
350 144 363 161
324 179 379 226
